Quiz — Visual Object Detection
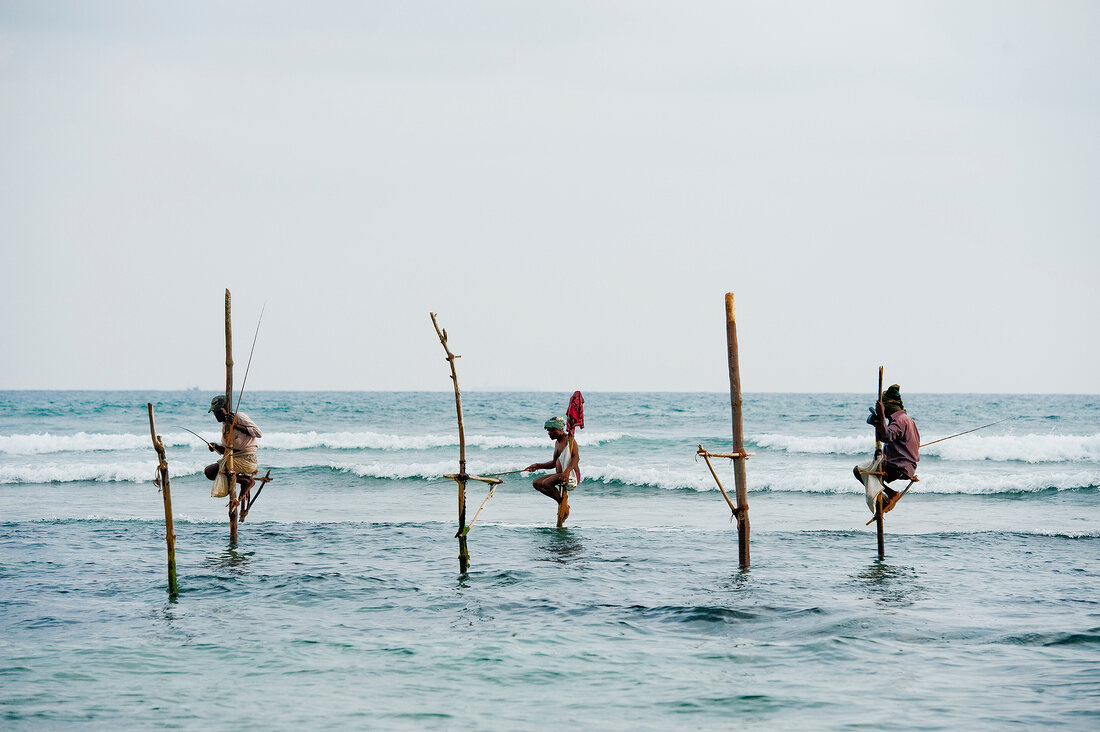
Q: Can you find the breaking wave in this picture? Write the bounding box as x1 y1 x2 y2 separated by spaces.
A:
5 457 1098 496
0 431 624 455
262 431 623 451
326 462 1100 496
752 433 1100 463
0 432 190 455
0 461 210 484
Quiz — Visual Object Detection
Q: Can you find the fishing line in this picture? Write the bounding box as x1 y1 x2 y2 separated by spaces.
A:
233 302 266 414
920 417 1012 448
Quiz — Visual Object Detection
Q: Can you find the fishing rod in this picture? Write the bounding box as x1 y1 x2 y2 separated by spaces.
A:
232 302 266 416
423 468 528 487
920 417 1011 449
176 425 217 450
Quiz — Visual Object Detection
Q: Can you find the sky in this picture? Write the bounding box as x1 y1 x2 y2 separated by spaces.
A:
1 1 1097 393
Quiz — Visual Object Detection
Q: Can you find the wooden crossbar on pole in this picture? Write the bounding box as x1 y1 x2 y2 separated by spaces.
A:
696 446 750 517
457 476 504 538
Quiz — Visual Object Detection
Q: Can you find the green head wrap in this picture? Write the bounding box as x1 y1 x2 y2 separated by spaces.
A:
544 416 566 431
881 384 904 415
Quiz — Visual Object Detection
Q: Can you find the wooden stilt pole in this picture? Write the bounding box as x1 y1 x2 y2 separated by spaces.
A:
725 293 750 568
225 289 238 545
875 366 884 559
147 403 178 597
431 313 470 573
556 489 570 528
876 500 885 559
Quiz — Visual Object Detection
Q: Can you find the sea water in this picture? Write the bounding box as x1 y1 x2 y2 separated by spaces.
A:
1 391 1097 729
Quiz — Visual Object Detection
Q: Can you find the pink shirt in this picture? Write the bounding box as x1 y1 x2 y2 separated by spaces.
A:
884 409 920 476
222 411 262 454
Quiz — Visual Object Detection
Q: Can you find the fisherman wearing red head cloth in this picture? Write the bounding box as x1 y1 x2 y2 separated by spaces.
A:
525 392 584 523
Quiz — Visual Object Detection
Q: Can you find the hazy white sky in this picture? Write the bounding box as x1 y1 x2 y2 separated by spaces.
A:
1 1 1097 393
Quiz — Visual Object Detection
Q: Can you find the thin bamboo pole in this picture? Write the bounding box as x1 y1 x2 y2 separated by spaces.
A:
225 289 238 545
556 473 570 528
239 470 273 523
147 403 178 597
696 446 739 516
725 293 750 568
875 366 885 559
431 312 470 572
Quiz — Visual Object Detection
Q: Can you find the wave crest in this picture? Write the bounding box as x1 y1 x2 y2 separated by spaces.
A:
753 433 1100 463
0 430 624 454
0 461 210 484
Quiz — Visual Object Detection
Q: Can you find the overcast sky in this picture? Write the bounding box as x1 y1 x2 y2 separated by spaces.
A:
1 1 1097 393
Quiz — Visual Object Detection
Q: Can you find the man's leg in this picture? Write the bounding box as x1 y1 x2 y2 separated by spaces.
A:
879 462 909 512
532 475 563 502
204 463 219 480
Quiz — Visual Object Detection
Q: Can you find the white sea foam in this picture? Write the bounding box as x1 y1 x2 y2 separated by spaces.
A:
754 434 869 456
320 460 1099 495
264 431 578 450
570 464 1100 496
753 433 1100 463
924 434 1100 463
0 430 624 454
0 432 198 455
0 461 209 484
335 460 529 480
5 453 1098 495
730 468 1100 496
251 431 623 451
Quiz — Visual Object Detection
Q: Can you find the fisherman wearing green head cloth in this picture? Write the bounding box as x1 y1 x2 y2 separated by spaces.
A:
855 384 920 512
525 416 581 522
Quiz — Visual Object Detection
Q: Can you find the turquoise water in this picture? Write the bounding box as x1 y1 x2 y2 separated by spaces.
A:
2 392 1098 729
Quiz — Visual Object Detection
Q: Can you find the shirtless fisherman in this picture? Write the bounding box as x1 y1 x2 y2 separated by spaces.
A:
203 395 263 493
525 416 580 521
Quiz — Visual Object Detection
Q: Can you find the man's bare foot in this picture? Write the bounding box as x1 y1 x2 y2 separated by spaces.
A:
880 489 902 515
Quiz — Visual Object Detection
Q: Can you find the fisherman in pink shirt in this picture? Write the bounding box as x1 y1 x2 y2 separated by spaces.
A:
203 395 263 492
855 384 920 513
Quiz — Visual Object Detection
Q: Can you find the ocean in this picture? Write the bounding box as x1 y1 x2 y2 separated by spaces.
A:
1 391 1098 729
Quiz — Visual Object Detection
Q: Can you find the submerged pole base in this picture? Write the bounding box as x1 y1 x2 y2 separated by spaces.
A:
167 556 178 597
458 535 470 573
875 497 885 559
736 509 750 568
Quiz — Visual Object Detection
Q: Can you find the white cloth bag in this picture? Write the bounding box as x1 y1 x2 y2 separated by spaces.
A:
211 455 229 498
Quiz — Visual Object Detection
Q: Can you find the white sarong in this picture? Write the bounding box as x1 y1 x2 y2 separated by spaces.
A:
858 455 886 513
210 452 259 497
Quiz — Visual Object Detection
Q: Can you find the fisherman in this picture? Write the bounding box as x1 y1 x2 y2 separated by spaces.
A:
855 384 920 512
203 395 263 493
525 416 580 521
